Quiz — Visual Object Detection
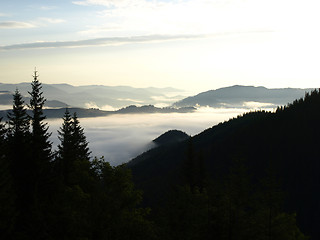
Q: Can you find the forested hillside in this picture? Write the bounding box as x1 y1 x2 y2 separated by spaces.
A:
129 89 320 239
0 74 155 240
1 71 317 239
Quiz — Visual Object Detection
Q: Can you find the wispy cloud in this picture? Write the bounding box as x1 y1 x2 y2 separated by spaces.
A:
73 0 278 38
0 13 9 17
39 18 66 24
0 21 36 29
0 17 66 30
72 0 129 7
0 34 206 50
39 6 57 10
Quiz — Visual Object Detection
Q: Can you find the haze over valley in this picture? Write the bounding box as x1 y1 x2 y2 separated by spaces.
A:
1 82 314 165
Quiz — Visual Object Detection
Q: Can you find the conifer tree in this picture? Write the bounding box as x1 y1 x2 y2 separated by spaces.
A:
6 88 31 196
7 89 30 137
55 110 93 239
57 110 91 186
56 108 73 185
28 70 52 164
72 112 90 162
27 69 53 238
5 89 31 236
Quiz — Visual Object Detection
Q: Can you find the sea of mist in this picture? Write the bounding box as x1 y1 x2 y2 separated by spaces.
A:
48 108 257 166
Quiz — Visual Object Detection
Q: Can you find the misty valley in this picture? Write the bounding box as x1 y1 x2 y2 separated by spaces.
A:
1 77 319 240
48 109 247 166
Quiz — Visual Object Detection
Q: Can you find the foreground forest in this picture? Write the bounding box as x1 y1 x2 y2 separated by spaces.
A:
129 88 320 239
0 73 154 240
0 72 317 239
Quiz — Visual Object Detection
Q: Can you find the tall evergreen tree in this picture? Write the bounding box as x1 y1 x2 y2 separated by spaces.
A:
56 108 73 185
6 89 31 237
28 70 52 164
27 69 53 239
54 110 93 239
7 89 30 136
72 112 91 162
56 110 91 187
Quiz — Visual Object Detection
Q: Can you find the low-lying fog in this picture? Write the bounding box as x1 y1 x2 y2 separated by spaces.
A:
48 108 259 166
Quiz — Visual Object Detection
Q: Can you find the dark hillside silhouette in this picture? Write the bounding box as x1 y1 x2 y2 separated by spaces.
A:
129 89 320 239
153 130 190 147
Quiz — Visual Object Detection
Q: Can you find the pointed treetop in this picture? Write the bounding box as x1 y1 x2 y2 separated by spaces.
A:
33 67 39 81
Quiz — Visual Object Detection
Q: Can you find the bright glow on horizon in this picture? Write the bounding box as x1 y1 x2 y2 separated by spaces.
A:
1 0 320 93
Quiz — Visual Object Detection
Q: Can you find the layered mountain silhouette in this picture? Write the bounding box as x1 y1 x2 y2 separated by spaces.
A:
128 89 320 239
0 91 67 108
173 85 313 108
0 105 196 120
0 83 184 109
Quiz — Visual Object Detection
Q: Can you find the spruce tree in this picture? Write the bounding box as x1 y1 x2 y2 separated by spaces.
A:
72 112 90 162
28 70 52 165
6 89 31 237
57 110 91 186
27 69 53 238
55 110 93 239
7 89 30 136
57 108 74 185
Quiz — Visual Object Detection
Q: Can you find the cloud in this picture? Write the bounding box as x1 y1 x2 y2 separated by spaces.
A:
0 13 9 17
73 0 130 7
85 102 99 109
0 34 206 50
0 21 36 29
0 17 65 30
39 18 66 24
39 6 57 10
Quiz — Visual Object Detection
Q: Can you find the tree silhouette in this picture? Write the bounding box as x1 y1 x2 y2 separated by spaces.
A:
27 69 53 238
28 70 52 165
5 89 32 237
56 108 73 185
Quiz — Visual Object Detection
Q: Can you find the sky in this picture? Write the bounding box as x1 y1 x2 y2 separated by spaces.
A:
1 0 320 93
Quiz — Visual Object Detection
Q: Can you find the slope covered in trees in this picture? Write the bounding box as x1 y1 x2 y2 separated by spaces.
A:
0 72 155 240
0 71 316 239
129 89 320 239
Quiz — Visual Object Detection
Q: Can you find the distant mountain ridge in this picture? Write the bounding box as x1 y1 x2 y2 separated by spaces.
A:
0 90 67 108
173 85 314 108
0 82 185 109
0 105 196 120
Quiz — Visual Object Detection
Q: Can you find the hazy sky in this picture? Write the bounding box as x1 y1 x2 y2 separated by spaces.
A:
1 0 320 93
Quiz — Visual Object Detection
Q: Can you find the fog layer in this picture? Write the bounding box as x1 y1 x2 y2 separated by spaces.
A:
48 109 248 165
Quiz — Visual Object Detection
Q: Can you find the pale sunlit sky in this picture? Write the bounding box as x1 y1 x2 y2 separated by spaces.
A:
1 0 320 93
